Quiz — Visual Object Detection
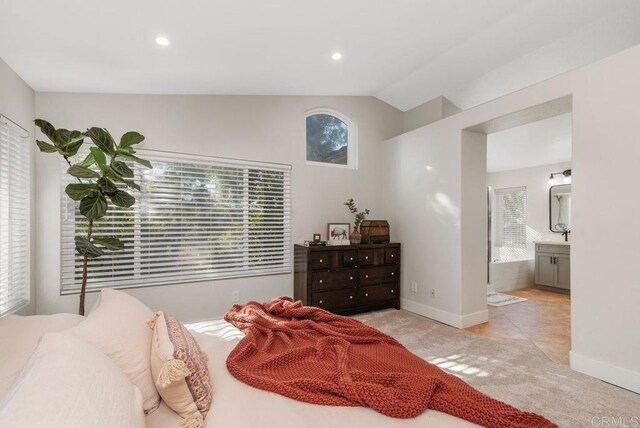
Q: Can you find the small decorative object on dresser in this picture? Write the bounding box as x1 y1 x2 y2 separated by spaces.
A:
327 223 350 246
360 220 390 244
344 198 370 245
294 243 400 315
313 233 321 242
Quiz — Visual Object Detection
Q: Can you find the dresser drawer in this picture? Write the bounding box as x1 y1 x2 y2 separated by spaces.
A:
310 251 330 270
311 269 358 292
385 247 398 264
342 250 358 267
312 289 357 311
359 283 398 306
359 266 398 286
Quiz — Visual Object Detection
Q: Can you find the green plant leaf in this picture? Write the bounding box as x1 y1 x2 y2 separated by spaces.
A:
56 129 85 145
63 139 84 157
90 146 107 167
122 179 140 191
119 131 145 149
36 140 58 153
34 119 59 145
68 165 100 179
75 236 103 259
92 236 124 251
97 177 118 194
86 127 116 155
110 160 134 178
118 153 152 169
116 147 134 156
109 190 135 208
65 183 98 201
79 194 108 219
77 152 95 168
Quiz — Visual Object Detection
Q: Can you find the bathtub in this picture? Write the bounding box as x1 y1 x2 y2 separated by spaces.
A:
488 259 534 292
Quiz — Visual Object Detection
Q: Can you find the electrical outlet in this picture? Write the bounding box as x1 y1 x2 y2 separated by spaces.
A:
430 289 436 299
411 281 418 293
232 290 240 303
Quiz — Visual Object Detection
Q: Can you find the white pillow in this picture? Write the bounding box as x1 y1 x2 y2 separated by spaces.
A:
68 289 160 413
0 332 145 428
0 313 84 399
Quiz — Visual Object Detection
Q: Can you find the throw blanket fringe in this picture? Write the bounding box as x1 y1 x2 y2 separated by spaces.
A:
225 297 556 428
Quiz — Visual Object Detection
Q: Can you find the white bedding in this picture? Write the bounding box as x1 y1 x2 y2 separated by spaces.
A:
145 320 479 428
0 313 84 399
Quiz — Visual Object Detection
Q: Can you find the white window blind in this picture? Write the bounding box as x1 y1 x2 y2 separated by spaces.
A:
494 186 527 252
61 150 291 294
0 116 30 316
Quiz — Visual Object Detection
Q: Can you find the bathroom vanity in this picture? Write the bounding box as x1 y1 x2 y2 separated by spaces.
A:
534 242 570 293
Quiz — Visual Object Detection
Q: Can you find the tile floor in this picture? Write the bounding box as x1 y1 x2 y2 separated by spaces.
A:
465 287 571 365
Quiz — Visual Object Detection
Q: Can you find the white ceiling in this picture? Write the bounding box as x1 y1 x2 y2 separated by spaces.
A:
1 0 639 111
487 113 572 173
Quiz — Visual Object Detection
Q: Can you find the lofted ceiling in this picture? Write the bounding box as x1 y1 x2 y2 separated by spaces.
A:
1 0 639 111
487 113 572 173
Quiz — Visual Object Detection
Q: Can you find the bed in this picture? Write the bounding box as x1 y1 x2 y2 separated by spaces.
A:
0 314 478 428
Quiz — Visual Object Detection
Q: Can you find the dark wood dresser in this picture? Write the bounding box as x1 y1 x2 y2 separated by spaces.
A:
294 243 400 315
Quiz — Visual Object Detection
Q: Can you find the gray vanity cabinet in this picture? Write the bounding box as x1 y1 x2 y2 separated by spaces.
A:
535 243 570 291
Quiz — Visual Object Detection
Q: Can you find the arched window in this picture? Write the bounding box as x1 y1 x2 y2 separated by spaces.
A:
305 108 356 168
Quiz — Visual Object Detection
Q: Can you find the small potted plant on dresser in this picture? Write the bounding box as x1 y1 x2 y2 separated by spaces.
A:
344 198 369 245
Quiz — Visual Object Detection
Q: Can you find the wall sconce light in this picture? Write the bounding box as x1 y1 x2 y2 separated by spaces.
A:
549 169 572 182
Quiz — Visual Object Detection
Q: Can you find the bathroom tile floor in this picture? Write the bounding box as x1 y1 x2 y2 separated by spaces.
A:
465 287 571 365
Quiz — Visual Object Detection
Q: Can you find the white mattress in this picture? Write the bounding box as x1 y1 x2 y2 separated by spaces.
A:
145 320 479 428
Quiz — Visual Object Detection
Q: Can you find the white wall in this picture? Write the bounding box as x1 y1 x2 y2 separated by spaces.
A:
383 44 640 393
0 58 36 315
488 161 572 262
34 93 403 320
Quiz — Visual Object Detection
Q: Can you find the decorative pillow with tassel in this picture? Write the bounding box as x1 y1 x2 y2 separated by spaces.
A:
148 312 212 428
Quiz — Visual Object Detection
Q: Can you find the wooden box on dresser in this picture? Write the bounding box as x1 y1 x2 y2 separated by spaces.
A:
294 243 401 315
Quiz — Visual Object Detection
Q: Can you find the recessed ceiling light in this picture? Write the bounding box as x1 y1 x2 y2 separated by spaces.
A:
331 52 342 61
155 36 170 46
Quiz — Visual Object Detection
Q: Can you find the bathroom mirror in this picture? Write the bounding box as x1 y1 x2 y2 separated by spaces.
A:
549 184 571 233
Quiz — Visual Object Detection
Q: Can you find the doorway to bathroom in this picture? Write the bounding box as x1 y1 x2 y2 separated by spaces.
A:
466 109 573 366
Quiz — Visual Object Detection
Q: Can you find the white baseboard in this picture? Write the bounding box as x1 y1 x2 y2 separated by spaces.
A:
570 351 640 394
400 298 488 329
460 309 489 328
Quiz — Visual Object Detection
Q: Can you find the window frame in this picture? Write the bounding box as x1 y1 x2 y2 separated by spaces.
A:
60 149 292 295
304 107 357 170
0 115 31 316
493 186 528 262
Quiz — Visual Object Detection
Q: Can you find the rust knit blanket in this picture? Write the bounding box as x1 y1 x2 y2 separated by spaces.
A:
224 297 556 428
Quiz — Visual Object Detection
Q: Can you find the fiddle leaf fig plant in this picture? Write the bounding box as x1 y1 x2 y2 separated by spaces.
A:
34 119 152 315
344 198 370 228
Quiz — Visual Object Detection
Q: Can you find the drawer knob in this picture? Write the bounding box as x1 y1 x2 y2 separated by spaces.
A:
319 259 323 263
319 279 323 283
365 256 369 260
349 295 353 299
391 272 395 276
350 257 353 261
349 276 353 280
391 254 395 258
365 274 369 278
319 300 323 304
365 293 369 297
391 289 395 293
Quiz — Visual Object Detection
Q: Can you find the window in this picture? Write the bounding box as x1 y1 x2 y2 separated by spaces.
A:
61 150 291 293
0 116 30 316
494 186 527 261
305 108 356 168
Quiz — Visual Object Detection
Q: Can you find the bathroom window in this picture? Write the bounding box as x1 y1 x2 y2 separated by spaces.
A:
494 187 527 261
305 108 357 169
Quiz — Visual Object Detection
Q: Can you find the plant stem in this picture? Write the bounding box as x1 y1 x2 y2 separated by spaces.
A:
78 218 94 316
